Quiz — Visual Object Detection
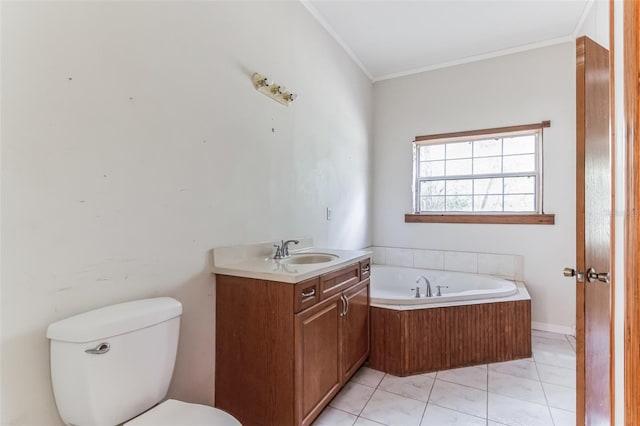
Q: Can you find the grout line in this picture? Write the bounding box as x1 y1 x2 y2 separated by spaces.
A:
372 384 432 404
533 357 557 426
427 400 488 422
433 376 488 393
313 405 360 426
355 372 385 420
418 375 437 425
533 358 576 369
564 333 577 353
356 418 386 426
486 363 490 424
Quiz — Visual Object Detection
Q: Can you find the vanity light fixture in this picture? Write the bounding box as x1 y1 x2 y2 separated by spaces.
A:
252 72 298 106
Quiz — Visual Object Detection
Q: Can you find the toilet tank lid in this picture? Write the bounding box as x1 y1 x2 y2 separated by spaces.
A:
47 297 182 343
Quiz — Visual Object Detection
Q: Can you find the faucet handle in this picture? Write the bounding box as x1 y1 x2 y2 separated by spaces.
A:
436 285 449 297
273 244 283 260
411 287 420 298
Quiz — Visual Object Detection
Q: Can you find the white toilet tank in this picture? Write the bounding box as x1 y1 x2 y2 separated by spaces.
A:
47 297 183 426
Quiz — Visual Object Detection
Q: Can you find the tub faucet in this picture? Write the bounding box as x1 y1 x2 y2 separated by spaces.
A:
416 275 432 297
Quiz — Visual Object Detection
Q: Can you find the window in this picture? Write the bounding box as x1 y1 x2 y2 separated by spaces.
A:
408 122 554 224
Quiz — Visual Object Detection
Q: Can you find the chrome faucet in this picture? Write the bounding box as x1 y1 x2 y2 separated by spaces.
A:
273 239 300 259
416 275 432 297
281 239 299 257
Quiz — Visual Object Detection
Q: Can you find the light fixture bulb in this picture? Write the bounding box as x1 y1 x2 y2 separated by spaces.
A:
252 72 297 107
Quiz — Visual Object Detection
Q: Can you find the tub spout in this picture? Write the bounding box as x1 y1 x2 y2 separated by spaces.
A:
416 275 432 297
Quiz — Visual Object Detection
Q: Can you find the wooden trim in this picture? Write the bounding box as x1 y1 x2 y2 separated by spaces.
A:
404 213 555 225
575 36 587 426
624 0 640 424
609 2 616 423
414 120 550 143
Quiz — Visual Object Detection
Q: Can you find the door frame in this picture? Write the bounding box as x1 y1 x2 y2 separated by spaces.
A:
624 0 640 424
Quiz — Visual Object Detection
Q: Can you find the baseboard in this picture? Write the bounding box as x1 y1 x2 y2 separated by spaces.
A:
531 321 574 336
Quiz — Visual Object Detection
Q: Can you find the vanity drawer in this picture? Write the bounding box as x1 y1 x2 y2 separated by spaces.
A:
319 263 360 300
360 258 371 280
294 277 320 313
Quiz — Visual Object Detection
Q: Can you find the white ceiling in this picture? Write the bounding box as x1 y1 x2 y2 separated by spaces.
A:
303 0 592 81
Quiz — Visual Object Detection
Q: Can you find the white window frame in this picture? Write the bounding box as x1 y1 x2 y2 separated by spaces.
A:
412 125 546 215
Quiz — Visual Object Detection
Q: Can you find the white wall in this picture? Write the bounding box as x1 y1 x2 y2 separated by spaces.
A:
0 2 372 424
577 0 610 49
372 43 576 331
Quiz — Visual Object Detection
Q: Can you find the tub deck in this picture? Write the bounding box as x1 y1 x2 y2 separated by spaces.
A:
368 292 531 376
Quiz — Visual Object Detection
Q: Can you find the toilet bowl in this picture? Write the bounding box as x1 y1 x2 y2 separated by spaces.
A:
125 399 239 425
46 297 240 426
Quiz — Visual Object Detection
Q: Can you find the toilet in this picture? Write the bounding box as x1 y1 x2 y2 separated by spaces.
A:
46 297 241 426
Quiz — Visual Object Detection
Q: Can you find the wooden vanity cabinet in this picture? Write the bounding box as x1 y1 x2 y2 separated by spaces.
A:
341 279 370 383
215 259 370 426
294 292 342 425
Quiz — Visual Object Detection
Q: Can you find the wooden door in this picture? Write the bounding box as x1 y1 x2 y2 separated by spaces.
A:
575 35 612 425
294 293 343 426
341 279 370 383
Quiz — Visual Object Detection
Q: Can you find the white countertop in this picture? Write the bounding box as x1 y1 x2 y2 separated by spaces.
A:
212 245 372 284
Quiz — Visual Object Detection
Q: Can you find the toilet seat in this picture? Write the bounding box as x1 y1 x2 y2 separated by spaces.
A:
124 399 241 426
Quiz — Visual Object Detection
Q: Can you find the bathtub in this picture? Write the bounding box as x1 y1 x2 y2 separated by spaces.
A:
368 264 531 376
370 264 519 306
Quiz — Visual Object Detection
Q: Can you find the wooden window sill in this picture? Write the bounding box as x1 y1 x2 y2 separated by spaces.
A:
405 213 555 225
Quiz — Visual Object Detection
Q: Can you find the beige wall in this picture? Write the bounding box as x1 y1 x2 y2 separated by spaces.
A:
0 2 372 424
372 43 576 332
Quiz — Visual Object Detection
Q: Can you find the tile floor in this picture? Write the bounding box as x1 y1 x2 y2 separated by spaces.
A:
313 330 576 426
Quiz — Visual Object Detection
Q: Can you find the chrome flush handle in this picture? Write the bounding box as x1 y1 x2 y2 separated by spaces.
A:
85 342 110 355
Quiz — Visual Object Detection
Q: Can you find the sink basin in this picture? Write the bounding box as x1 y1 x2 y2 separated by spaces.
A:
281 253 339 265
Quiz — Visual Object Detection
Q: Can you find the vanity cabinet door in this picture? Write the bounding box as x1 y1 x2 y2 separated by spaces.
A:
294 293 343 426
341 279 370 383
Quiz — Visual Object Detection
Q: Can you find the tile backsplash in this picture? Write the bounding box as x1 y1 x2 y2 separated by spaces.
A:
369 246 524 281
